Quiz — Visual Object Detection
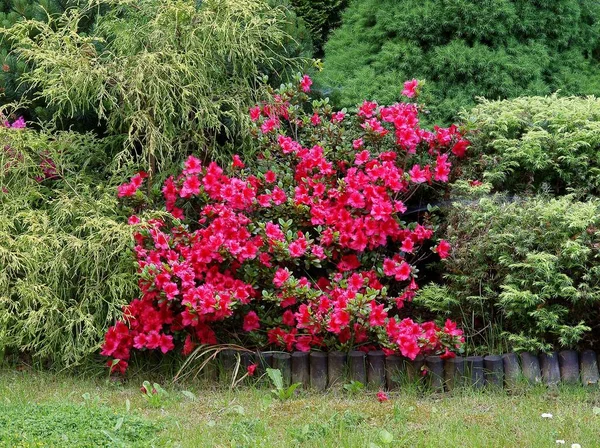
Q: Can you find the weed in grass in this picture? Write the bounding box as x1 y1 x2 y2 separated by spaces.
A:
140 381 168 408
266 368 301 400
343 380 365 395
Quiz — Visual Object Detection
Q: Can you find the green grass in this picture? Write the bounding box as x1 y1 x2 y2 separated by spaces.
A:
0 369 599 447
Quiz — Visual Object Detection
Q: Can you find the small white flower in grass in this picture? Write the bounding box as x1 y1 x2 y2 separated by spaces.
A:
571 444 581 448
541 413 553 419
556 441 565 445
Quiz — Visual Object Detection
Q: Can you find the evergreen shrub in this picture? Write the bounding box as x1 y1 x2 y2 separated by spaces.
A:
415 195 600 353
460 95 600 196
0 121 136 367
317 0 600 123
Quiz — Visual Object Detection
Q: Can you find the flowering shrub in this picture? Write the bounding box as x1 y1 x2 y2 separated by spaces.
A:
102 76 469 374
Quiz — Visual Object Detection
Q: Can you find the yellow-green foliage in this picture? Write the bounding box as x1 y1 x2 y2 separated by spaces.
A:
461 95 600 196
2 0 305 171
0 127 136 367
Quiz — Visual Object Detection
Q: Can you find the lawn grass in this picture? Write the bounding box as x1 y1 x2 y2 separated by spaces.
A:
1 368 599 447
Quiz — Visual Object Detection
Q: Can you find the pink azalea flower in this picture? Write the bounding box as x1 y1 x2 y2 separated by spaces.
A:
300 75 312 92
402 79 419 98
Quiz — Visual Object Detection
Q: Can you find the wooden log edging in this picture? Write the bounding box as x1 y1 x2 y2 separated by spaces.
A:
217 350 600 391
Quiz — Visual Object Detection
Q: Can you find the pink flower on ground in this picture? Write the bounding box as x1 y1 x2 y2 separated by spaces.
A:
247 363 258 376
377 390 389 402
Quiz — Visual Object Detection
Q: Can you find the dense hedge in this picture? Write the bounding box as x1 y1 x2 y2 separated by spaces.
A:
415 195 600 353
316 0 600 123
460 95 600 196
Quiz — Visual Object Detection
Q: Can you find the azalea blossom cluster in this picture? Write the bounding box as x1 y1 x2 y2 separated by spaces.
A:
103 76 468 374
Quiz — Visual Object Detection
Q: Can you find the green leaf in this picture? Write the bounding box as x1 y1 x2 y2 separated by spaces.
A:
266 368 284 391
181 391 197 401
378 429 394 444
113 416 124 432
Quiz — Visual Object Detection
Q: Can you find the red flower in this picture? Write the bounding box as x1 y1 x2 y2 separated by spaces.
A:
282 309 296 327
182 335 196 356
159 334 175 354
183 155 202 175
452 140 469 158
436 240 451 259
232 155 245 169
377 390 389 402
273 268 291 288
369 301 388 327
117 172 146 198
264 171 277 183
271 187 287 205
331 111 345 123
180 175 200 198
243 311 260 332
247 363 258 376
408 165 428 184
402 79 419 98
354 150 370 166
300 75 312 92
400 237 414 253
249 106 261 122
128 215 141 225
358 100 377 118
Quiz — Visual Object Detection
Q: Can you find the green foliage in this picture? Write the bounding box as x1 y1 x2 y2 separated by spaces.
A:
274 0 314 60
317 0 600 123
266 368 300 400
2 0 305 171
288 0 347 54
460 95 600 196
415 195 600 353
0 401 160 447
0 127 136 367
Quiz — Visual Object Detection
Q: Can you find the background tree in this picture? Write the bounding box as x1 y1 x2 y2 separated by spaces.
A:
316 0 600 123
287 0 347 55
